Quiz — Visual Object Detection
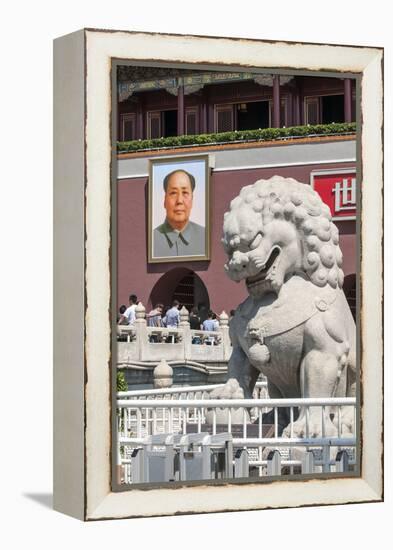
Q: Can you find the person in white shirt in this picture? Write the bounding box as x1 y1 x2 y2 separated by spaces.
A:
212 312 220 331
118 294 138 325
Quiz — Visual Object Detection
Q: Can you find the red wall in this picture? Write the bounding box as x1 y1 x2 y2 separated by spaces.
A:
117 162 356 313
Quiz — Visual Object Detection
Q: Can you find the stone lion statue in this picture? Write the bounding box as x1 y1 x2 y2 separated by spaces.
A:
212 175 356 437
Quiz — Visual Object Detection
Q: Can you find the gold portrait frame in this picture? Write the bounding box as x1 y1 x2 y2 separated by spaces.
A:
147 154 211 263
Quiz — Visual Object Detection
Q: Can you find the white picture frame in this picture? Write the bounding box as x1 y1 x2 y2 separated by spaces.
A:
54 29 383 521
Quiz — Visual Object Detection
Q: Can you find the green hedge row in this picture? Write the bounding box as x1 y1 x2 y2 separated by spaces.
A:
117 123 356 153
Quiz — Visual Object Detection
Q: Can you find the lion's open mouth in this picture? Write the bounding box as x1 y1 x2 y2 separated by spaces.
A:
246 247 281 287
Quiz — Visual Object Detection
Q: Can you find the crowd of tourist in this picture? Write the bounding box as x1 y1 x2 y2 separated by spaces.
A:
117 293 235 333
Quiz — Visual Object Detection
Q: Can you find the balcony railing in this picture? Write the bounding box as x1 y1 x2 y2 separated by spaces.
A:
117 304 232 365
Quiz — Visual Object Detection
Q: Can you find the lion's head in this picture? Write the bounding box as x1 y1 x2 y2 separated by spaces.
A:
222 176 344 299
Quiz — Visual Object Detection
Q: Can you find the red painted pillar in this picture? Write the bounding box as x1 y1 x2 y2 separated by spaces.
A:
208 103 215 133
137 101 144 139
200 89 208 133
296 76 304 125
287 93 293 127
273 75 280 128
177 84 185 136
201 102 208 133
118 107 122 141
344 78 352 122
293 93 300 126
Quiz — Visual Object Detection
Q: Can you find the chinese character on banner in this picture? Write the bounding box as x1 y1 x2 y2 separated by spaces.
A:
311 169 357 221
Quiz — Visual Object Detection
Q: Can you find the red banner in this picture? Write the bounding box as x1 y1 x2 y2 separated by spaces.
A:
311 169 356 221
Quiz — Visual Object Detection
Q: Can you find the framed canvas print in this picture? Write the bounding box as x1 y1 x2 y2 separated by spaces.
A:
53 29 383 521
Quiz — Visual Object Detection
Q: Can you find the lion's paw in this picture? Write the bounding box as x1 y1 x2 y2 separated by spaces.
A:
282 417 338 439
332 407 355 436
209 378 244 400
206 378 249 425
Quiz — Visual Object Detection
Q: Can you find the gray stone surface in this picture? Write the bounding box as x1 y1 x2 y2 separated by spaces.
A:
117 140 356 180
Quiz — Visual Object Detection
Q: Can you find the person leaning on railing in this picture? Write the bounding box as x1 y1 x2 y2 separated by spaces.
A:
190 307 202 344
202 311 217 345
117 304 128 325
189 306 201 330
212 312 219 331
163 300 181 343
147 304 164 342
147 304 164 327
118 293 138 325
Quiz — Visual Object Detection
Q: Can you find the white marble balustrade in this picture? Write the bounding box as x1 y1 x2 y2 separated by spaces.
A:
117 303 232 364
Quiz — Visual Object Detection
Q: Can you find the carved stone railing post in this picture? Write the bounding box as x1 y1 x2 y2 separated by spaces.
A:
179 306 190 360
134 302 147 361
153 359 173 388
219 311 231 361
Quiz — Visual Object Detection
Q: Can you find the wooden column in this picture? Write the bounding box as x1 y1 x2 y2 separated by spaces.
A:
208 103 215 133
199 89 208 134
273 75 280 128
201 101 207 133
299 102 304 125
136 101 144 139
344 78 352 122
287 92 293 127
177 83 185 136
294 76 304 125
293 93 300 126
